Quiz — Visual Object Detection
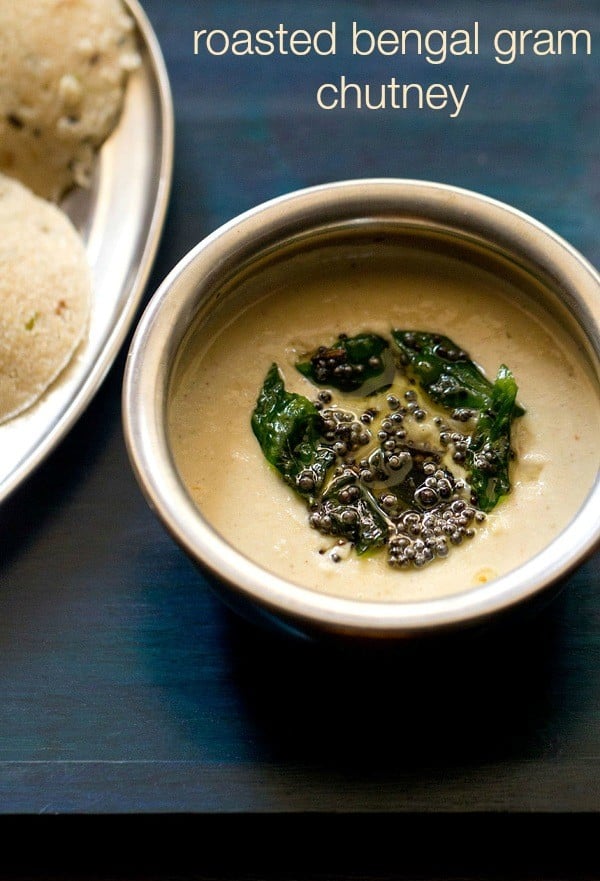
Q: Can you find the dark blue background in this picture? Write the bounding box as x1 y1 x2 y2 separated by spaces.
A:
0 0 598 842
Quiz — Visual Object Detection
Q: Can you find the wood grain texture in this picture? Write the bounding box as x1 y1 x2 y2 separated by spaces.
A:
0 0 598 822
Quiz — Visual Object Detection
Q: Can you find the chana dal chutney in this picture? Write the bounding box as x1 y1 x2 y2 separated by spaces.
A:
168 239 600 602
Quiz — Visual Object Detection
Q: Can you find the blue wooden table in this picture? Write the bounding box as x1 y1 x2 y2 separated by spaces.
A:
0 0 598 872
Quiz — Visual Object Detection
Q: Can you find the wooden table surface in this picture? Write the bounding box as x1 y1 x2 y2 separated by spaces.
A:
0 0 598 873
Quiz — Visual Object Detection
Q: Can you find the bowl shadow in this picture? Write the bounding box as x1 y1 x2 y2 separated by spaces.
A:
219 584 578 772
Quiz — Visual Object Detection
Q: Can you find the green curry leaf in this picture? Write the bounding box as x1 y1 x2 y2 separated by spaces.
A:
468 365 519 511
391 330 524 416
318 472 389 555
391 331 523 511
251 363 335 499
296 332 394 394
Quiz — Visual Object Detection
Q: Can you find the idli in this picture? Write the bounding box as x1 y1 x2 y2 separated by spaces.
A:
0 0 139 201
0 173 91 423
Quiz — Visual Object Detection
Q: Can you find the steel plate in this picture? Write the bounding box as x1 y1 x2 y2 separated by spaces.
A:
0 0 174 504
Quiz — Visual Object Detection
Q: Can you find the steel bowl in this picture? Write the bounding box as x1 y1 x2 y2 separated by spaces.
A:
122 179 600 640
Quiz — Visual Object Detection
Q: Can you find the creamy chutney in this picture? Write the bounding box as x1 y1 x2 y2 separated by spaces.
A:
168 239 600 602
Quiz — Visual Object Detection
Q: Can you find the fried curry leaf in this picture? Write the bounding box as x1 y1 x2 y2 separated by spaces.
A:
468 365 519 512
391 330 523 511
391 330 524 416
251 363 335 498
317 472 389 555
296 332 394 394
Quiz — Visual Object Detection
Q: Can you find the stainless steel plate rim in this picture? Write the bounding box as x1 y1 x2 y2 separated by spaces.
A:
0 0 174 505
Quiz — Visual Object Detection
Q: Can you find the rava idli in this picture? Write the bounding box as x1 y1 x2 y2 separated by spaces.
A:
0 173 91 424
0 0 139 201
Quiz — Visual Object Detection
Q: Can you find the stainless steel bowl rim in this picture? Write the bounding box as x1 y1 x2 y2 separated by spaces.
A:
123 178 600 636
